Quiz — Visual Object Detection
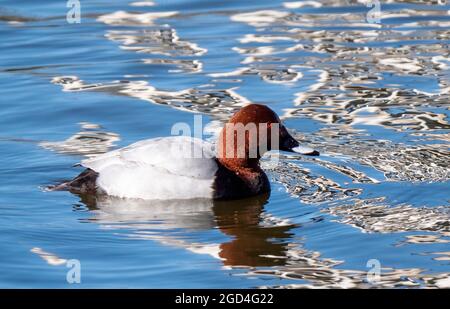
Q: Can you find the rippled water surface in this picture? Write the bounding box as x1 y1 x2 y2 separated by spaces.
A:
1 0 450 288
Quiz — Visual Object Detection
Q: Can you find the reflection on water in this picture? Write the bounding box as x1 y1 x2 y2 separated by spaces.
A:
74 191 450 288
105 28 207 57
0 0 449 288
39 122 120 157
78 193 299 267
51 76 249 116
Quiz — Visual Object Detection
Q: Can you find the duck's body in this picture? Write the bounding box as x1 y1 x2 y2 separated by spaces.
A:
57 104 318 200
64 136 269 200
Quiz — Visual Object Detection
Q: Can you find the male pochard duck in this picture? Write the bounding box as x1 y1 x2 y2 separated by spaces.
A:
57 104 318 200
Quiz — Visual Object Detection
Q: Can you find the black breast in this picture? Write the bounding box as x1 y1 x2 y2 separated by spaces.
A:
212 160 270 200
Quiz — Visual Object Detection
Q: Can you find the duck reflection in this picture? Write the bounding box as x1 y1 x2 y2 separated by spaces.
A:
77 193 297 267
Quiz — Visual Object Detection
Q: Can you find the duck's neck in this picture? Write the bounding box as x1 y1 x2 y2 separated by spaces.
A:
218 157 260 170
217 157 270 196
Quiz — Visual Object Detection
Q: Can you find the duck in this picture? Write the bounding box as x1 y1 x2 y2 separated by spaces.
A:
55 104 319 200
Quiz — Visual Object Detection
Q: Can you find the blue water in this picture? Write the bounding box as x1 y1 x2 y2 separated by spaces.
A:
1 0 449 288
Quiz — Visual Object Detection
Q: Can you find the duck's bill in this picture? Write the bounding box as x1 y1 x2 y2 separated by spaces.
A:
279 130 319 156
291 145 319 156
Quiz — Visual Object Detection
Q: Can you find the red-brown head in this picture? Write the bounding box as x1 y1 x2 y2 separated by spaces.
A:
217 104 318 169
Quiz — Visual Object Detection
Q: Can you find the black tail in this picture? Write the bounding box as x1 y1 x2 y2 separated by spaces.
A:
48 168 99 194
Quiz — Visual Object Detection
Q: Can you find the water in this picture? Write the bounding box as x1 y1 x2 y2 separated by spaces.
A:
1 0 449 288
